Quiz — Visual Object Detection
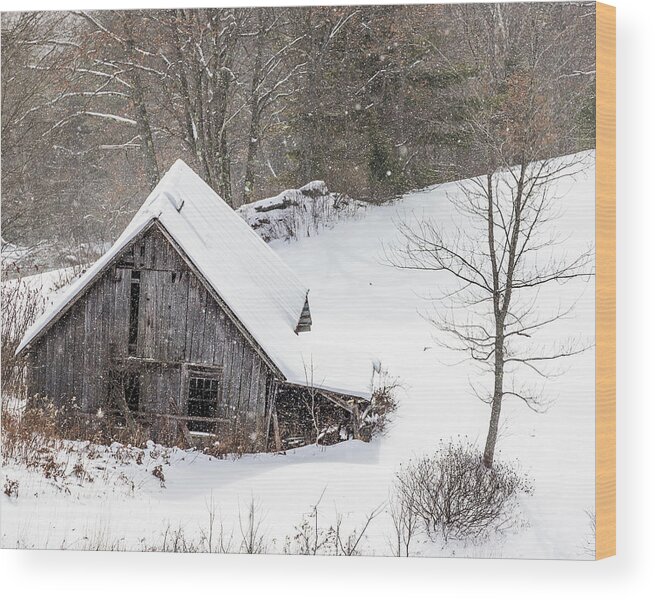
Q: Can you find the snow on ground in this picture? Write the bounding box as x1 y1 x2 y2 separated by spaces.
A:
2 265 82 298
0 152 596 557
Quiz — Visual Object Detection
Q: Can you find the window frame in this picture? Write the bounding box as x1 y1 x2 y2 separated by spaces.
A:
184 367 224 434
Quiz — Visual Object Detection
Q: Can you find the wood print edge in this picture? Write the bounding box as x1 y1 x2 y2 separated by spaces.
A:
595 1 616 561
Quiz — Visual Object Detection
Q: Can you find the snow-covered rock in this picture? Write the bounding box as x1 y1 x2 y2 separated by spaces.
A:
237 181 366 242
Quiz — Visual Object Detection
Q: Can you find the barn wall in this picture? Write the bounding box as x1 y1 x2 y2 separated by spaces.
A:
27 225 273 445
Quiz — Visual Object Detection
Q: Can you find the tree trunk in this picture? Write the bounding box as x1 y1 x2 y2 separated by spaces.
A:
243 28 263 205
244 106 260 205
483 332 504 468
130 72 160 190
218 128 232 205
123 14 159 190
483 168 524 468
299 9 319 182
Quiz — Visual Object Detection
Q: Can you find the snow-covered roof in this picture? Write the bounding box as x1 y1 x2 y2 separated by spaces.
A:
16 161 331 386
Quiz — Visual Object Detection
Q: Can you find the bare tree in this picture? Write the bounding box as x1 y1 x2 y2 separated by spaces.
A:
71 10 160 188
0 12 79 245
241 8 306 203
388 3 595 468
151 8 248 205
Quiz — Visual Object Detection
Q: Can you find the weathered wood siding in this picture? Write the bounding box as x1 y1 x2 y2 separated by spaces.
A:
27 224 273 444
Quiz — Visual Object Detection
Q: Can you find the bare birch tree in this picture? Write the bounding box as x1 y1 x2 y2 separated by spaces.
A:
388 3 595 468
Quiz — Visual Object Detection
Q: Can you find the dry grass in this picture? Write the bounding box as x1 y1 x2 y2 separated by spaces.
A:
1 399 175 497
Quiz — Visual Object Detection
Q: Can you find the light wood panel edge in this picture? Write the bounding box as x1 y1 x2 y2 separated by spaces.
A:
595 1 616 561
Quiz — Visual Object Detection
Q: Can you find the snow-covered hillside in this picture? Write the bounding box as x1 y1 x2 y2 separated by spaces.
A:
1 153 596 557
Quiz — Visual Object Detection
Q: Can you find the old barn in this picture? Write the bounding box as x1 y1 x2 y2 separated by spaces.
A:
16 160 369 450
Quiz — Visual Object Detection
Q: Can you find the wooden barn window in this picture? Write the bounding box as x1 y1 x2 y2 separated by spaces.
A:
128 270 141 355
187 377 221 434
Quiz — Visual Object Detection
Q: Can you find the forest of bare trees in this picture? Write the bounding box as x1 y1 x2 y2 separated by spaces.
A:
1 3 595 271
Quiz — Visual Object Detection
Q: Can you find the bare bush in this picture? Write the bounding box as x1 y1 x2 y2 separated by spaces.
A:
395 440 533 542
331 507 384 556
283 489 383 556
387 491 418 557
284 491 334 555
146 524 200 553
151 464 166 487
194 421 261 459
1 277 46 396
0 401 171 497
0 400 63 465
360 362 400 439
277 192 364 242
4 397 151 450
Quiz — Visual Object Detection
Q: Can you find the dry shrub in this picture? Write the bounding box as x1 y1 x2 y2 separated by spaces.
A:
395 439 533 542
360 363 400 440
0 399 60 465
197 420 260 459
7 397 149 448
3 477 19 498
365 382 399 438
1 398 154 488
2 419 154 498
0 404 24 461
1 401 74 481
72 461 94 482
277 193 364 242
283 497 383 556
151 464 166 487
143 525 202 553
1 277 46 396
387 489 419 557
100 420 151 447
